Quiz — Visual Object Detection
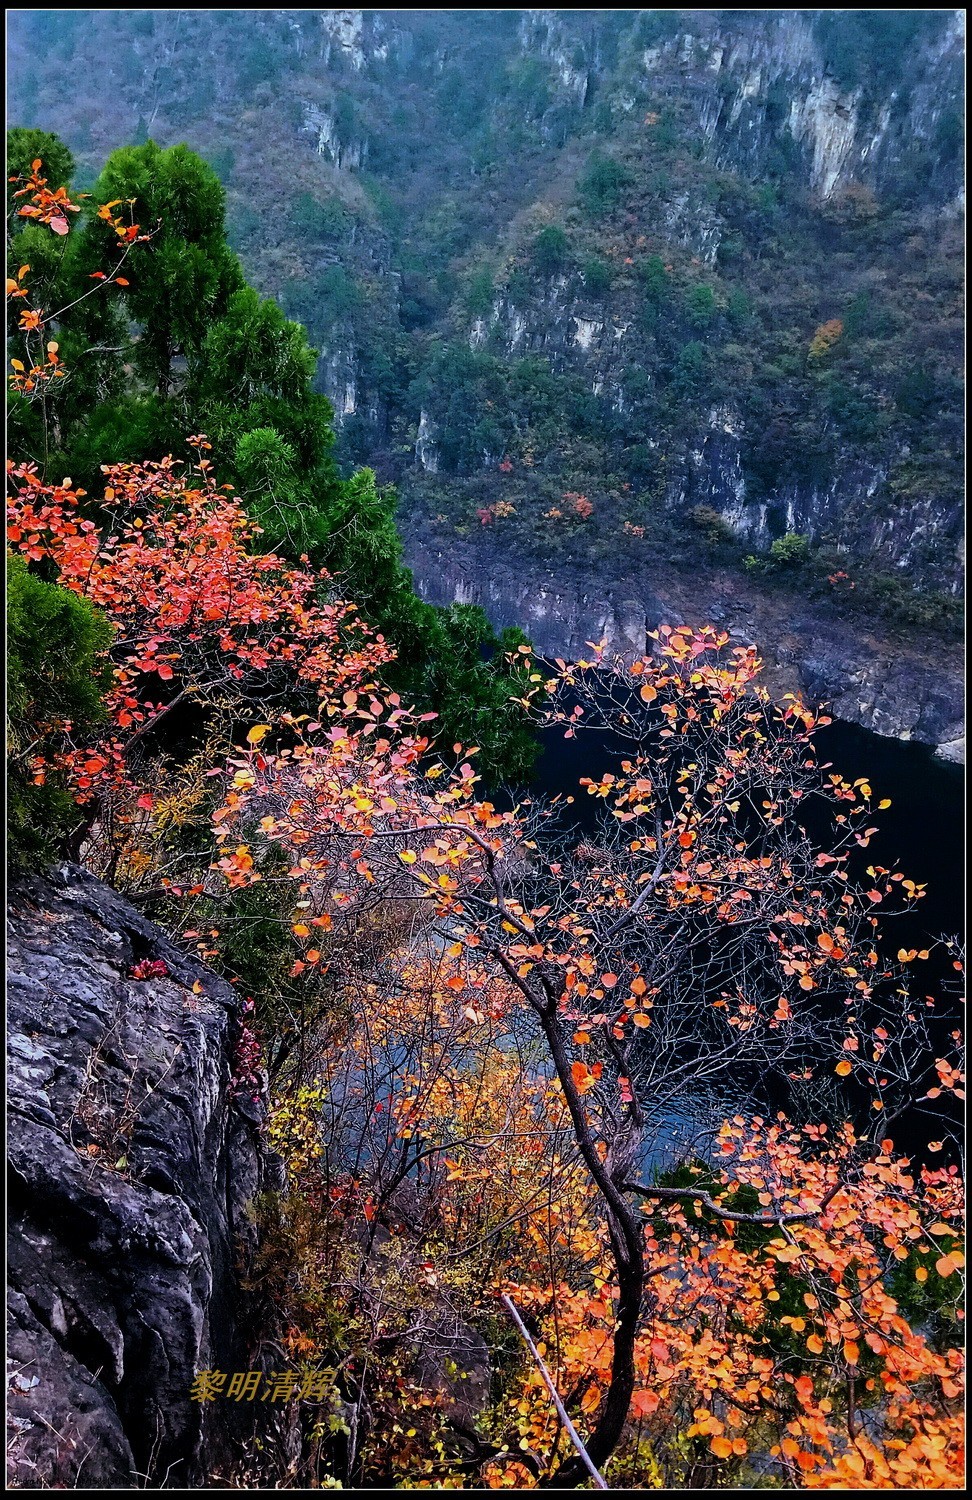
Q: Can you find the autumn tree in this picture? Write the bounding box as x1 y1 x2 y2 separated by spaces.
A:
211 625 964 1486
5 442 390 874
6 137 538 782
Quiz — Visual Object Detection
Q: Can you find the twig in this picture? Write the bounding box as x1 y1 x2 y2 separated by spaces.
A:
500 1294 609 1489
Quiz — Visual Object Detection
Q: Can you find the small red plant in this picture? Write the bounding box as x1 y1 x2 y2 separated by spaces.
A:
129 958 170 980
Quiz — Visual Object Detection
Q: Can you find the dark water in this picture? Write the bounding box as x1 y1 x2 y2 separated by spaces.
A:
529 716 964 944
523 713 965 1162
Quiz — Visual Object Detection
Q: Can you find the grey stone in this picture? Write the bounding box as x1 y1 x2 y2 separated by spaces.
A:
6 864 284 1488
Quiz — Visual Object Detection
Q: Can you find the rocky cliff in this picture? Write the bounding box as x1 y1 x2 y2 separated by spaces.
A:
7 7 964 737
405 531 964 761
7 864 288 1488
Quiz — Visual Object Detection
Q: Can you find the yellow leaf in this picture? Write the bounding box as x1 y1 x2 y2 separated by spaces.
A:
835 1059 853 1076
247 723 271 744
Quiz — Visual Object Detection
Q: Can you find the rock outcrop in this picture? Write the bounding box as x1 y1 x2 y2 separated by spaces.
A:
6 864 285 1489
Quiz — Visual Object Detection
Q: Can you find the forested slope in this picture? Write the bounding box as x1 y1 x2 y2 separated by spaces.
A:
9 9 964 624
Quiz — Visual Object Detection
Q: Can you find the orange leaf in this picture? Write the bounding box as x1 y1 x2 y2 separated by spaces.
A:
571 1061 601 1095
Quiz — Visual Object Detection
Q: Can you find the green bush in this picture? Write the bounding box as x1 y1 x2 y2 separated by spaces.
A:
582 256 613 297
7 555 113 869
7 126 75 208
768 532 811 567
578 152 631 215
687 504 734 546
685 282 716 330
532 224 569 276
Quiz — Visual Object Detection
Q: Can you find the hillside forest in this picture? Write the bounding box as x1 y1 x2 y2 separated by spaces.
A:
4 8 966 1490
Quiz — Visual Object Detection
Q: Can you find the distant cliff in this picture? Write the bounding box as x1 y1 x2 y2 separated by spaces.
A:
8 8 964 729
7 865 291 1488
405 529 964 761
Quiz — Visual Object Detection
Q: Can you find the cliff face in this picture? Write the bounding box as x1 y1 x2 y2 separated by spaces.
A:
405 531 965 761
7 8 964 728
6 865 287 1489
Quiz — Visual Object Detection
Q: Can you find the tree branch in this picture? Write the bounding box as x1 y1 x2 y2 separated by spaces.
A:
500 1294 609 1490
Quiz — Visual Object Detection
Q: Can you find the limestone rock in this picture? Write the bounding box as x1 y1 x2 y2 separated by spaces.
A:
6 864 283 1488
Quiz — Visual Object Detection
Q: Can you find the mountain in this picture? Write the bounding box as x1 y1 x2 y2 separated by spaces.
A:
8 8 965 748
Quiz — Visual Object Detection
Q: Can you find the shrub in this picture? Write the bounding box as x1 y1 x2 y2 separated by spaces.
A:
582 256 613 297
578 152 631 215
685 282 716 329
687 504 734 545
6 554 113 868
769 532 811 567
532 224 569 276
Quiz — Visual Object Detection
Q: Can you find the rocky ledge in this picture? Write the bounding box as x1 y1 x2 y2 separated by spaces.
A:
6 864 285 1489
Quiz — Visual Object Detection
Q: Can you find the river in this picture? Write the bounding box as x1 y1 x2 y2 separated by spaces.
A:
525 713 964 1166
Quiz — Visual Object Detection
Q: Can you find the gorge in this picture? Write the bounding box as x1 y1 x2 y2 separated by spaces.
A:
7 8 965 755
5 11 966 1489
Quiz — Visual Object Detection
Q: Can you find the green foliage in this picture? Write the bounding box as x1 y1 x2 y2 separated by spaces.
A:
726 287 750 329
578 152 631 216
639 254 669 305
670 339 709 398
466 264 496 317
196 285 317 404
687 504 733 547
684 282 716 330
83 141 245 394
813 11 950 97
316 263 361 320
7 127 75 211
582 256 613 298
6 555 112 868
505 56 553 119
769 532 811 567
292 190 350 241
6 128 538 788
531 224 569 277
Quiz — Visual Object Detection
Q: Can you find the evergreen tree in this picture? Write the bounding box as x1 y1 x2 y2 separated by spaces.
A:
6 128 539 785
